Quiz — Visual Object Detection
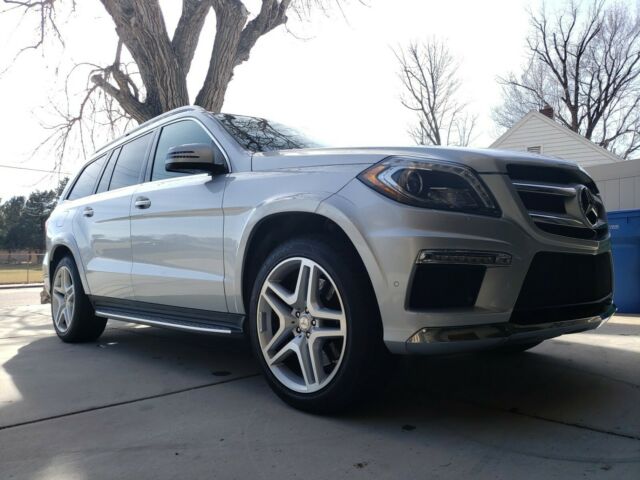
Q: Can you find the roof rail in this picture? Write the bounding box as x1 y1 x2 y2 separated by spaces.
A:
93 105 207 155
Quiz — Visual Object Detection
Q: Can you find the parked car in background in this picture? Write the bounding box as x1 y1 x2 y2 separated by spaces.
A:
44 106 615 412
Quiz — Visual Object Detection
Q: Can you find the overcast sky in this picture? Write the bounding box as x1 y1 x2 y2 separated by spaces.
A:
0 0 602 199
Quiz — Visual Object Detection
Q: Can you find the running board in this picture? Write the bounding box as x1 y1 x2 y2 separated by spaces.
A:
91 296 244 336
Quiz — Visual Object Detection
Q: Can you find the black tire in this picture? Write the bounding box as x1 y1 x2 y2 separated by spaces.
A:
51 255 107 343
248 235 386 414
491 340 542 354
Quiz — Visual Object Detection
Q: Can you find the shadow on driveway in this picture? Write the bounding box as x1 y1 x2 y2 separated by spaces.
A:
1 319 639 478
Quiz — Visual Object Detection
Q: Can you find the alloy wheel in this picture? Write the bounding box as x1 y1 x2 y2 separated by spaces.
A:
256 257 347 393
52 266 75 333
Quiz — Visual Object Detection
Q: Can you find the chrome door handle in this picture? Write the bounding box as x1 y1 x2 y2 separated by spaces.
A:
82 207 94 217
134 197 151 209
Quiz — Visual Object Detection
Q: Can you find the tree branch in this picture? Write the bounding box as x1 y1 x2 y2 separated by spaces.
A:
99 0 189 114
172 0 213 73
194 0 249 111
236 0 290 65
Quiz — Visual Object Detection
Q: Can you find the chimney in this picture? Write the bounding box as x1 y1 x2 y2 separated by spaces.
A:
540 104 554 119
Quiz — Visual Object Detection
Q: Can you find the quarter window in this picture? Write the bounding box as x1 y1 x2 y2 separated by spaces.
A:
67 155 107 200
109 133 153 191
151 120 216 181
96 148 118 194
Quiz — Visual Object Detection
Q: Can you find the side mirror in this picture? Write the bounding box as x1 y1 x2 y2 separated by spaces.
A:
165 143 228 175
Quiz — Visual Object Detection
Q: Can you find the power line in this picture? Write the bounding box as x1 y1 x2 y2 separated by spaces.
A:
0 164 71 175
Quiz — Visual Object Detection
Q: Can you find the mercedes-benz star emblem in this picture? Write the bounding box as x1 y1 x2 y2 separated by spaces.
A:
579 186 600 227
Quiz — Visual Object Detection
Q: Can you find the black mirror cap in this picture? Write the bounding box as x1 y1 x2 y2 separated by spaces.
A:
165 143 228 175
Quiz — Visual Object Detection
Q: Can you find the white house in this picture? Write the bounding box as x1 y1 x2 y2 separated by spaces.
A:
490 109 622 166
585 159 640 211
491 109 640 211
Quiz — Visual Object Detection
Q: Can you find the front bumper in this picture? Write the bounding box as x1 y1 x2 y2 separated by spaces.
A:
322 172 614 355
405 303 615 355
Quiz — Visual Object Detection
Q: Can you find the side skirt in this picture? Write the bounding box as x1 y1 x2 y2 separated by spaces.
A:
89 296 245 335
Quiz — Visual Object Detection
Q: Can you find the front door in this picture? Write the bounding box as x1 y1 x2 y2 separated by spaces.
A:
130 119 228 312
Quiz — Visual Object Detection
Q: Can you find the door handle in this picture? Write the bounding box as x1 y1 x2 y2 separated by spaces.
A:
134 197 151 209
82 207 94 217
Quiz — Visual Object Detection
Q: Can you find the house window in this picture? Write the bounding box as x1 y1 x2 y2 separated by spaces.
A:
527 146 542 154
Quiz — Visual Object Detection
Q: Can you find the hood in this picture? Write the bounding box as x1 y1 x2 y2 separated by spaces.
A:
251 146 581 174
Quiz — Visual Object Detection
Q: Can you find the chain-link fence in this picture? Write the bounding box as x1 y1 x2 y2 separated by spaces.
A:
0 252 45 285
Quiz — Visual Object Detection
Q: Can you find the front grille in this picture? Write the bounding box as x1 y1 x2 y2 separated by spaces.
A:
408 264 485 309
506 164 608 240
511 252 613 324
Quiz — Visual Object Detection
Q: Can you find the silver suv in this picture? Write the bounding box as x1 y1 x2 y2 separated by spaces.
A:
44 106 615 412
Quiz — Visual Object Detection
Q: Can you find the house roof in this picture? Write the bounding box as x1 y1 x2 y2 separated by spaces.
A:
490 111 622 163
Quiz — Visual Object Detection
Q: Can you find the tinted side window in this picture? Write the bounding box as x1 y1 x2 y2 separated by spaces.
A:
67 155 107 200
109 133 153 191
96 148 119 194
151 120 215 181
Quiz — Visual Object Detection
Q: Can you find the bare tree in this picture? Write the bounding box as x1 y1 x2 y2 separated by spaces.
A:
396 39 477 147
494 0 640 159
1 0 361 163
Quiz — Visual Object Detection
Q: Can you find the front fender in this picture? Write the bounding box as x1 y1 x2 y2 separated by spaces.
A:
224 192 331 314
222 167 371 314
315 192 387 319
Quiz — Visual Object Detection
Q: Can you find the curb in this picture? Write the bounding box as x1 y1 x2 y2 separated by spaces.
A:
0 283 44 290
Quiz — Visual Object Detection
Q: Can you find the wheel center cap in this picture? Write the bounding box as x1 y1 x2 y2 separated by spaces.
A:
298 314 312 332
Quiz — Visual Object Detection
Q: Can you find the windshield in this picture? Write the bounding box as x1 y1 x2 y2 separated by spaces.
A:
211 113 326 153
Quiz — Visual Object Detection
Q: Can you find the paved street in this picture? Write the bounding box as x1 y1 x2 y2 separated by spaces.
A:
0 287 639 479
0 287 44 308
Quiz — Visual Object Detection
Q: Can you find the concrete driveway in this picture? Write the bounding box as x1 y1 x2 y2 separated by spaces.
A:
0 288 639 479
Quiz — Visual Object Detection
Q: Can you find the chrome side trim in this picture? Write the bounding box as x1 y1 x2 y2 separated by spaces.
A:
512 182 577 197
95 309 233 335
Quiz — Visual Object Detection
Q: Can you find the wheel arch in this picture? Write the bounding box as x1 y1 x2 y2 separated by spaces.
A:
239 211 380 319
49 241 91 295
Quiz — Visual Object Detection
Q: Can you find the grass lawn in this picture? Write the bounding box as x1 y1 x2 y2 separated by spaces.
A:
0 264 44 285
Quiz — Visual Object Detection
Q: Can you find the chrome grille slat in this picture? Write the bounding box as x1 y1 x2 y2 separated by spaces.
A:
529 212 587 228
512 182 577 197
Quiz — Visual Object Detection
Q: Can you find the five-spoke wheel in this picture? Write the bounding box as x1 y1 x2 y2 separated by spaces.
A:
51 255 107 342
52 265 75 334
249 236 384 413
257 257 347 393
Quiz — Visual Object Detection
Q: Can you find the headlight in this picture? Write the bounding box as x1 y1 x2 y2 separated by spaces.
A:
357 156 501 217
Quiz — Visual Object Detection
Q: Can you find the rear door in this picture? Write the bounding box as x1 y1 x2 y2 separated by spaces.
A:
130 119 228 311
73 132 154 299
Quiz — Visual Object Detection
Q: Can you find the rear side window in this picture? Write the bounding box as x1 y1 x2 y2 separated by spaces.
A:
151 120 216 181
109 133 153 191
67 155 107 200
